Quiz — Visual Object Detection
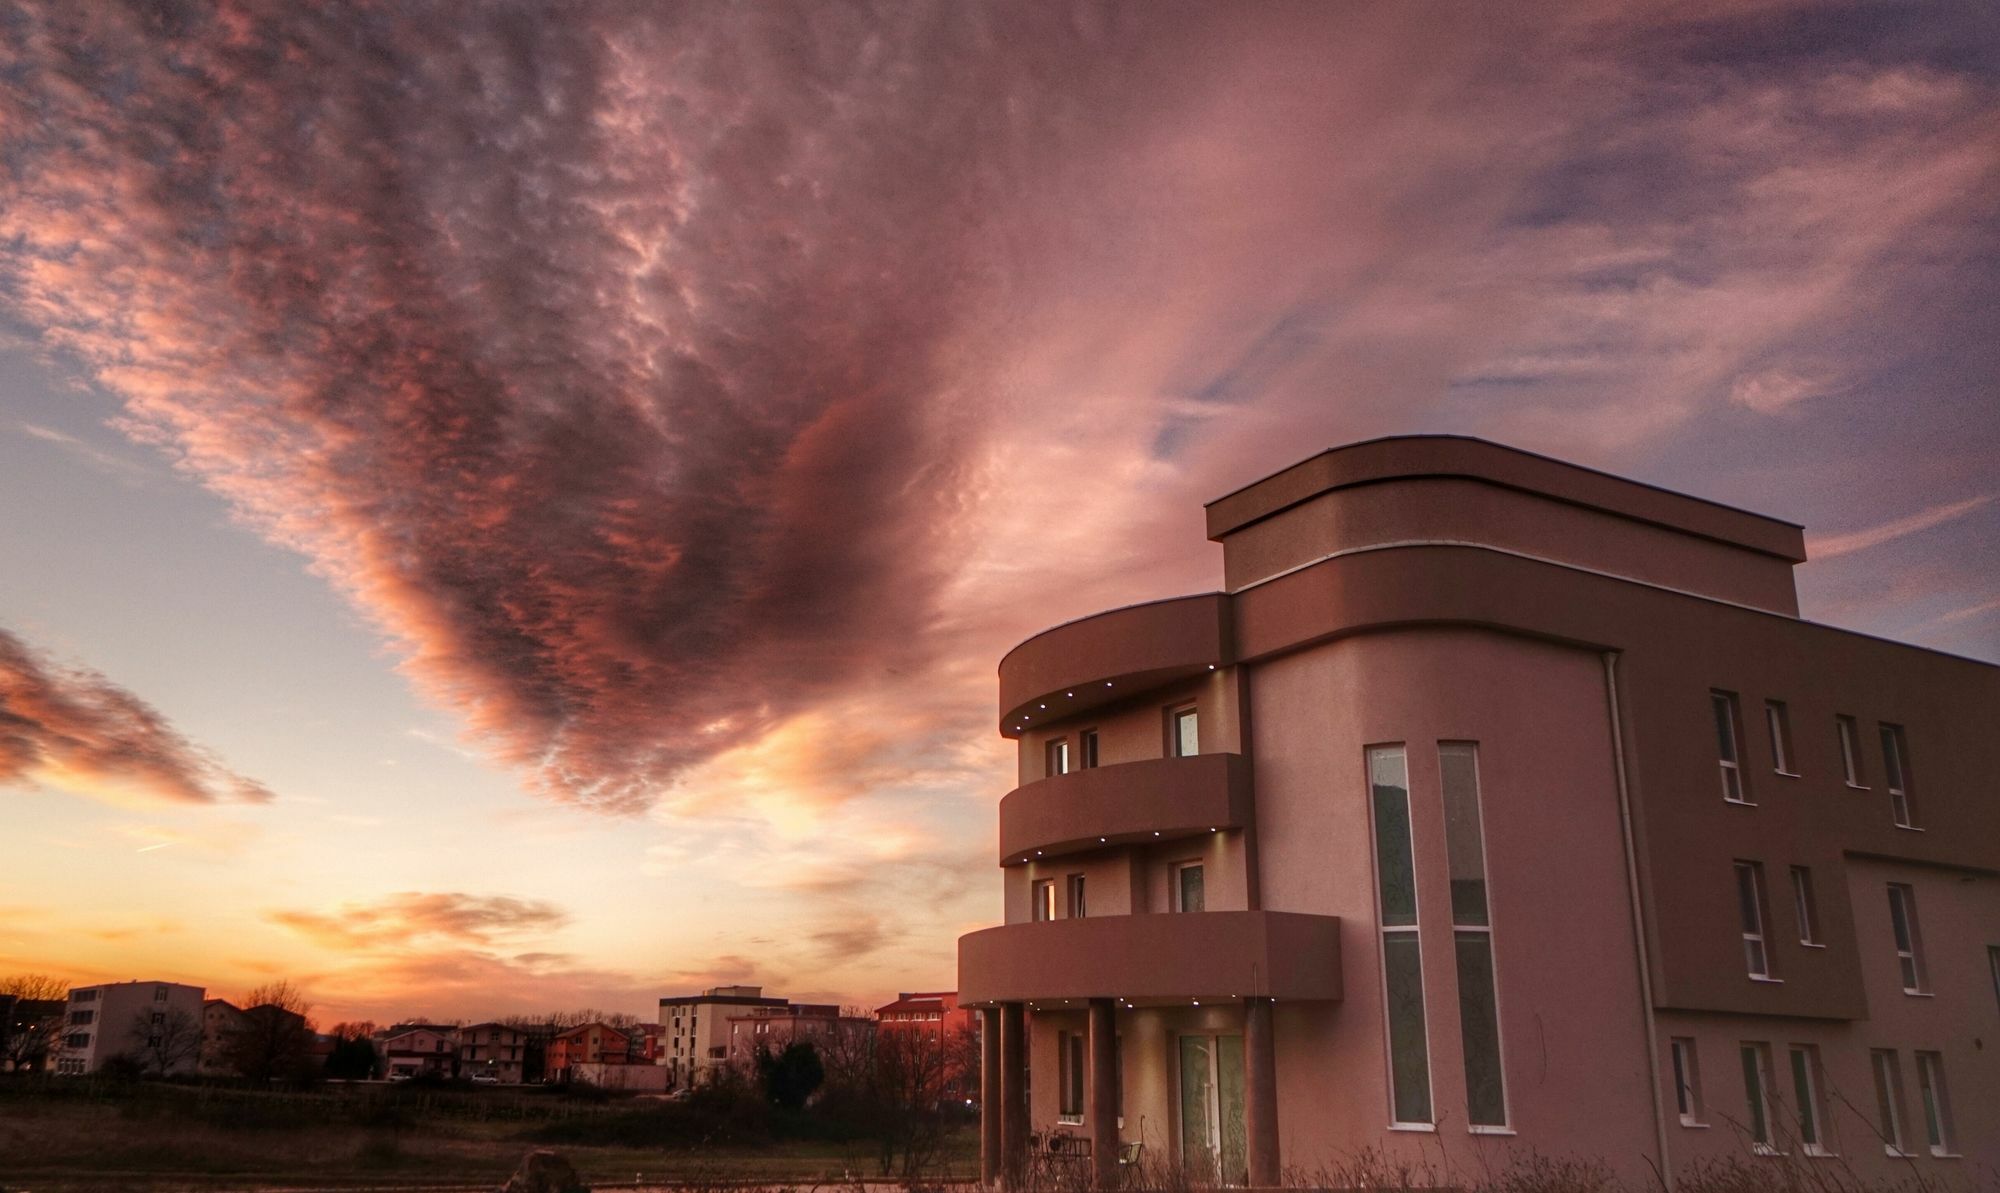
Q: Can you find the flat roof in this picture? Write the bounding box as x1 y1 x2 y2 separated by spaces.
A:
1204 434 1807 563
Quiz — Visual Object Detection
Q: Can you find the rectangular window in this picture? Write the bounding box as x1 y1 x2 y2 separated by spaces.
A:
1915 1052 1954 1156
1173 862 1205 913
1990 945 2000 1013
1058 1031 1084 1121
1881 725 1916 828
68 1010 94 1026
1789 1045 1830 1155
1837 716 1865 786
1714 691 1749 803
1046 738 1070 777
1368 745 1430 1126
1032 879 1057 922
1790 866 1821 946
1170 706 1199 757
153 986 168 1001
1736 862 1773 979
1887 884 1926 994
1439 742 1504 1128
1079 729 1099 769
1766 701 1795 774
1670 1037 1704 1126
1066 873 1086 919
1870 1050 1908 1156
1740 1043 1778 1152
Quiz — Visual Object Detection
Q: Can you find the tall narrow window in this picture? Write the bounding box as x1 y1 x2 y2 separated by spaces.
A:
1766 701 1795 774
1790 867 1821 946
1172 862 1205 913
1887 884 1927 994
1714 692 1749 803
1881 725 1917 828
1740 1043 1779 1153
1670 1037 1705 1126
1066 873 1086 919
1368 745 1431 1126
1058 1031 1084 1122
1032 879 1056 922
1170 707 1199 757
1915 1052 1955 1156
1988 946 2000 1013
1079 729 1099 769
1439 742 1505 1128
1871 1050 1909 1156
1837 716 1865 786
1046 738 1071 777
1789 1045 1830 1156
1736 862 1773 979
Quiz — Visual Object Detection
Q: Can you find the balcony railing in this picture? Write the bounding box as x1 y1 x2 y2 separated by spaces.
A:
958 910 1342 1005
998 752 1252 864
998 593 1229 737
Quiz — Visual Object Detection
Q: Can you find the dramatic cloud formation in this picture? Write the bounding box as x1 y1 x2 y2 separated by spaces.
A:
268 892 569 951
0 627 272 806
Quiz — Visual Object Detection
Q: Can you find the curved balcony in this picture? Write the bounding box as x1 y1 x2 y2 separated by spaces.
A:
958 910 1342 1006
998 752 1251 865
998 592 1230 737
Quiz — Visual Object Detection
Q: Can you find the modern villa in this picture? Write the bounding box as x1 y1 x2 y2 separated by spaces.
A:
957 436 1998 1187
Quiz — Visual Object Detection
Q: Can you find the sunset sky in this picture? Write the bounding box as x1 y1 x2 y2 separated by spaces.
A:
1 1 1995 1026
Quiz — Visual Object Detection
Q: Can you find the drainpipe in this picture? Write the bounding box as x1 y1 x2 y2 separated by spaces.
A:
1603 652 1673 1191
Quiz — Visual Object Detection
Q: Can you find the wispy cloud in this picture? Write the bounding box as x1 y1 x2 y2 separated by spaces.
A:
15 421 156 485
0 627 273 807
1809 495 1994 561
268 892 569 952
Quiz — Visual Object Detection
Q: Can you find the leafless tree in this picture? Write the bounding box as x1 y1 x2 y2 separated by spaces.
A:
822 1021 978 1178
1 973 69 1072
125 1006 202 1077
226 980 319 1082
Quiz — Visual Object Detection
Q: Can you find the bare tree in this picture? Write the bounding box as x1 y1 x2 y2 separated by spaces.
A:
226 980 319 1082
125 1006 202 1077
1 973 69 1072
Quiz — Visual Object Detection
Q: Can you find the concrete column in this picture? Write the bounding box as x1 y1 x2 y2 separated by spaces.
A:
1244 997 1279 1187
1088 998 1118 1189
1000 1002 1029 1188
981 1006 1002 1187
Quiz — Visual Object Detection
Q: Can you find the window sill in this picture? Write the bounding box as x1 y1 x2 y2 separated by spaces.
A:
1893 824 1926 833
1751 1144 1788 1158
1845 783 1871 792
1773 770 1801 779
1799 941 1828 949
1723 798 1758 808
1678 1118 1710 1129
1930 1150 1962 1160
1468 1125 1516 1136
1387 1123 1436 1134
1884 1147 1914 1159
1749 975 1785 984
1057 1115 1083 1126
1804 1145 1836 1159
1902 990 1935 999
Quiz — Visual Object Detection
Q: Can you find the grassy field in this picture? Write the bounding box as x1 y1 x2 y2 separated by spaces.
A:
0 1077 979 1191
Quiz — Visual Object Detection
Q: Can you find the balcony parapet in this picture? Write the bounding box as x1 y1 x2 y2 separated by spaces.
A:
958 910 1342 1006
998 592 1229 738
998 752 1251 865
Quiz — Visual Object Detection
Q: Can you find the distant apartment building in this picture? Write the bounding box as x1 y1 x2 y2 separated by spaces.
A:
54 981 204 1075
659 984 786 1087
877 991 979 1101
959 436 2000 1187
379 1025 456 1079
724 1003 874 1068
546 1022 629 1082
456 1022 528 1083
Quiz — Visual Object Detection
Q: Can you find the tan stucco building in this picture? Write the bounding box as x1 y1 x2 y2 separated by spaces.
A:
959 436 1998 1187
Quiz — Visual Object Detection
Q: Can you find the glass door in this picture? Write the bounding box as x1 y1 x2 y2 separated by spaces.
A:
1178 1034 1246 1184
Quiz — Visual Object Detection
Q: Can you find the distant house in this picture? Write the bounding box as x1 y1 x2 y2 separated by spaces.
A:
875 991 979 1101
546 1022 629 1083
199 999 246 1076
725 1004 873 1069
54 981 205 1076
379 1026 457 1079
455 1022 527 1083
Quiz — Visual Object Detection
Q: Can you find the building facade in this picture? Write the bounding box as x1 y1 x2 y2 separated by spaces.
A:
379 1025 456 1079
457 1022 528 1083
958 436 1999 1187
660 985 788 1088
725 1003 874 1068
54 981 205 1076
877 991 981 1102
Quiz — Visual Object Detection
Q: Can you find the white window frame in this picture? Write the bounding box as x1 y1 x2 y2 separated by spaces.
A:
1046 737 1071 778
1367 744 1432 1129
1915 1051 1955 1157
1880 724 1917 829
1439 741 1508 1131
1870 1049 1910 1158
1736 862 1774 980
1170 706 1199 758
1790 866 1822 947
1670 1037 1705 1127
1032 878 1057 923
1766 700 1796 775
1714 691 1750 804
1789 1044 1832 1157
1741 1042 1783 1155
1836 716 1866 787
1887 884 1927 994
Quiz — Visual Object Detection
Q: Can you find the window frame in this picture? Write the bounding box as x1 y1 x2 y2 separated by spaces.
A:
1789 866 1823 948
1032 878 1057 923
1367 744 1433 1129
1914 1051 1955 1157
1870 1049 1910 1158
1439 741 1507 1131
1170 860 1205 913
1735 861 1776 980
1066 872 1087 919
1765 700 1796 776
1740 1042 1782 1155
1789 1044 1832 1157
1168 705 1199 758
1670 1037 1705 1127
1079 729 1100 770
1046 737 1071 778
1880 724 1917 829
1713 691 1751 804
1886 883 1928 995
1836 716 1867 788
1057 1030 1085 1123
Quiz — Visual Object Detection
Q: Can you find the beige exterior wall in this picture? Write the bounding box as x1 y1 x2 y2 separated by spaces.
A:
56 980 204 1075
